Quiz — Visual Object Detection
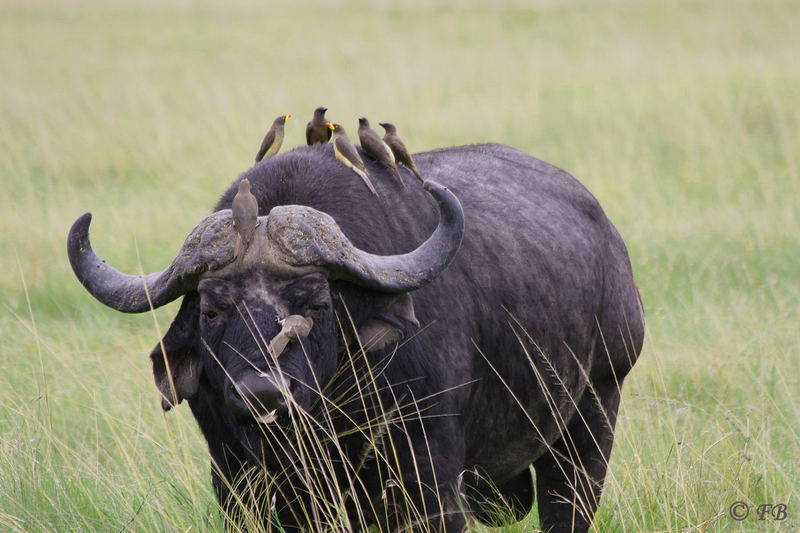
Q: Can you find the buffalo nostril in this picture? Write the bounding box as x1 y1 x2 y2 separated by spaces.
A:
230 372 290 423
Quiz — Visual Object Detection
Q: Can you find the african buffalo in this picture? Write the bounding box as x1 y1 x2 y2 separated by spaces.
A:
68 142 644 532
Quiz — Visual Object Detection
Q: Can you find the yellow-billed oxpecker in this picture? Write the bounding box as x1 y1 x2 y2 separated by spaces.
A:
255 114 291 163
327 122 378 196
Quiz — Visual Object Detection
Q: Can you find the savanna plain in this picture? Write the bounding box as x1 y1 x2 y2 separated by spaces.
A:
1 0 798 531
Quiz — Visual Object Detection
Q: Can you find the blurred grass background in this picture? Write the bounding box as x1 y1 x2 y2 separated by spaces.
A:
1 0 798 531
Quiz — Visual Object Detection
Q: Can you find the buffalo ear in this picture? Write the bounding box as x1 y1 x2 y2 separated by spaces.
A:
356 293 419 352
149 292 203 411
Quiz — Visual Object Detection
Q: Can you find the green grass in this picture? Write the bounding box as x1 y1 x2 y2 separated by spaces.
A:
2 0 799 530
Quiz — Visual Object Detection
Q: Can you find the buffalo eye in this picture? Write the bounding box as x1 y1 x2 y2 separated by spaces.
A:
201 309 219 321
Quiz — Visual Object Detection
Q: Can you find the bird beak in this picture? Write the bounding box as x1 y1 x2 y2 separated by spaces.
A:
285 114 292 121
326 122 335 130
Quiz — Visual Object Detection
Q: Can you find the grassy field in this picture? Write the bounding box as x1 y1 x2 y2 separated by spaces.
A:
1 0 798 531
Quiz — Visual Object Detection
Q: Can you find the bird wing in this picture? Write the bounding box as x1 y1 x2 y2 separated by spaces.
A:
255 129 276 162
362 131 396 165
306 121 314 144
334 138 378 195
335 136 368 174
386 135 411 165
305 121 314 144
379 138 396 165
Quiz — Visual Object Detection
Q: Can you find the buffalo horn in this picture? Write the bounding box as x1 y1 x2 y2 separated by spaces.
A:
67 210 235 313
266 180 464 292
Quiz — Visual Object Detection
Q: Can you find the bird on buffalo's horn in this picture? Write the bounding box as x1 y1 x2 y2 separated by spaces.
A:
327 122 378 196
232 178 259 263
305 106 332 145
255 114 291 163
358 117 406 189
379 122 423 183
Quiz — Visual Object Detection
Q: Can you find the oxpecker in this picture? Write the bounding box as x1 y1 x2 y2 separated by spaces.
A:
255 114 291 163
358 117 406 189
328 122 378 196
267 315 315 359
306 106 332 145
232 178 259 263
379 122 423 183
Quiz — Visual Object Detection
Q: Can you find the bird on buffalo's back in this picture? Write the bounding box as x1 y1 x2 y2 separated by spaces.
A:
232 178 259 263
358 117 406 190
255 114 291 163
306 106 332 145
327 122 378 196
379 122 423 183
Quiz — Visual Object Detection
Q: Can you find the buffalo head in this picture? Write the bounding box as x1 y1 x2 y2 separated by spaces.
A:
67 181 463 444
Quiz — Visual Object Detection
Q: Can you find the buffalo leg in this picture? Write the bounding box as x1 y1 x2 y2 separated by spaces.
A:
533 378 622 533
463 467 535 525
377 421 468 532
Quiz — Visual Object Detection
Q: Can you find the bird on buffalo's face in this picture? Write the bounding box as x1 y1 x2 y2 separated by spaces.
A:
358 117 406 190
305 106 332 145
232 178 259 263
379 122 423 183
327 122 378 196
255 114 291 163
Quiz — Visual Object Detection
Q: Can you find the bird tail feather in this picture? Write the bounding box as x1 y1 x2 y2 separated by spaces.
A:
234 234 242 259
391 166 407 189
354 167 378 196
